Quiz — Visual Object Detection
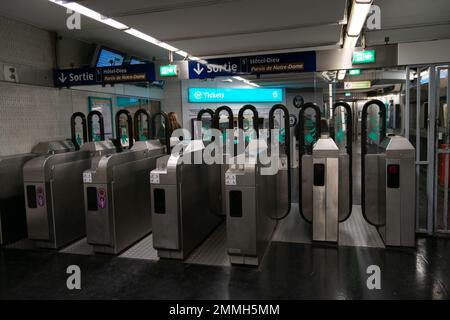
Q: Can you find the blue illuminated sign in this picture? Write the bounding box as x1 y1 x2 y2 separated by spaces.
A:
188 88 283 103
189 51 316 79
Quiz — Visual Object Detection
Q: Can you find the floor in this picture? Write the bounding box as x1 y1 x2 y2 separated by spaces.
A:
1 236 449 299
2 141 450 299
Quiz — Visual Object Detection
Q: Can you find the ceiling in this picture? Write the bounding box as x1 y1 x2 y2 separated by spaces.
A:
78 0 347 57
365 0 450 46
0 0 347 59
0 0 449 62
0 0 169 61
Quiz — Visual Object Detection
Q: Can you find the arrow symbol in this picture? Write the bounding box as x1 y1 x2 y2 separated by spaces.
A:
193 63 204 75
59 73 67 83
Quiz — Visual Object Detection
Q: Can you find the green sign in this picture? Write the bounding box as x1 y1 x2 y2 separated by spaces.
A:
345 92 352 97
349 69 361 76
160 65 177 77
352 50 375 64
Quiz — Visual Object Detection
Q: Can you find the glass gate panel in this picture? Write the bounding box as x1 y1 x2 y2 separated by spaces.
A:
435 66 450 234
407 64 450 235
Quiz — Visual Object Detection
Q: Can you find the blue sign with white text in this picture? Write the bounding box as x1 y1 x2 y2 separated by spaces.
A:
189 51 316 79
188 88 283 103
54 64 156 87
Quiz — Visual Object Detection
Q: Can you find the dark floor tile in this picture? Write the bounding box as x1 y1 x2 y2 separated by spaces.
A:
1 237 450 300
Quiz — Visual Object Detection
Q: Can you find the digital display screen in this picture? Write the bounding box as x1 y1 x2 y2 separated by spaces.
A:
130 58 145 65
96 48 125 67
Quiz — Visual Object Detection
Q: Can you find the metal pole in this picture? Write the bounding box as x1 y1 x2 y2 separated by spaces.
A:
416 67 421 232
405 66 410 139
427 66 437 235
446 67 450 230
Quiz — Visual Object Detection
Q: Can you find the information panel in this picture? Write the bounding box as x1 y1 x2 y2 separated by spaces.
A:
188 88 283 103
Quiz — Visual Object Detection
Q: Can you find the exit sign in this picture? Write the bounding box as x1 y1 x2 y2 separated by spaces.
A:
349 69 361 76
345 92 352 97
352 50 375 64
160 65 177 77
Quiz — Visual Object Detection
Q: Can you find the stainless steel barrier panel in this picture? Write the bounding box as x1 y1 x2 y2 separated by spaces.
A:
0 140 74 245
83 110 168 254
225 139 277 266
24 111 115 249
373 136 416 247
151 140 222 259
312 137 339 242
361 100 416 247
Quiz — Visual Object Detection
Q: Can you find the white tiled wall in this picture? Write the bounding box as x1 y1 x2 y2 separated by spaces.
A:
0 15 55 86
0 82 72 156
0 15 164 157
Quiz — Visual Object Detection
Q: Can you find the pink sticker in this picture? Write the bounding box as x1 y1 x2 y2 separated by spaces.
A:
38 195 45 207
99 196 106 209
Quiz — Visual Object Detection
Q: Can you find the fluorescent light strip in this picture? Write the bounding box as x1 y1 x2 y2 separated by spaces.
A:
347 0 373 36
337 70 347 80
343 0 373 49
175 50 188 58
48 0 194 56
48 1 129 30
343 34 359 49
158 42 179 52
125 28 159 45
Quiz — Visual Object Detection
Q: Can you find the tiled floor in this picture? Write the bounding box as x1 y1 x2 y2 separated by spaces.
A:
1 236 449 299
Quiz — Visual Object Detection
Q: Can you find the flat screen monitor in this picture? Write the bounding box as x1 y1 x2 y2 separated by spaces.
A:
95 47 125 67
129 57 145 65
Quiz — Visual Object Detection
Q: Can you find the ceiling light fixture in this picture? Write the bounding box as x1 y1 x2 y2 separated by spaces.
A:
343 0 373 49
48 0 199 58
175 50 188 58
337 70 347 80
48 0 129 30
124 28 159 45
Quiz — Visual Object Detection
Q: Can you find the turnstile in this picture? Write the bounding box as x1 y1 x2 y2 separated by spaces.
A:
361 99 416 247
299 102 352 242
151 108 224 259
150 139 222 259
83 110 169 254
0 140 75 245
225 104 285 266
23 111 116 249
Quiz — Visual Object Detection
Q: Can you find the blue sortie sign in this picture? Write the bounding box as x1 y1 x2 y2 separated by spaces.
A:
54 64 156 87
189 51 316 79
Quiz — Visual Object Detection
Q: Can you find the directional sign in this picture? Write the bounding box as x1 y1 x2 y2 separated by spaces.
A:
344 81 371 90
352 50 376 64
188 51 316 79
54 64 155 87
188 88 283 103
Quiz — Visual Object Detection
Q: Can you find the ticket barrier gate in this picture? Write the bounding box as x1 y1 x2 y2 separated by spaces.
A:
83 110 169 254
150 141 222 259
214 106 235 217
0 138 75 245
23 111 116 249
225 105 281 266
195 108 230 217
361 100 416 247
299 103 352 242
330 102 353 224
150 109 223 259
